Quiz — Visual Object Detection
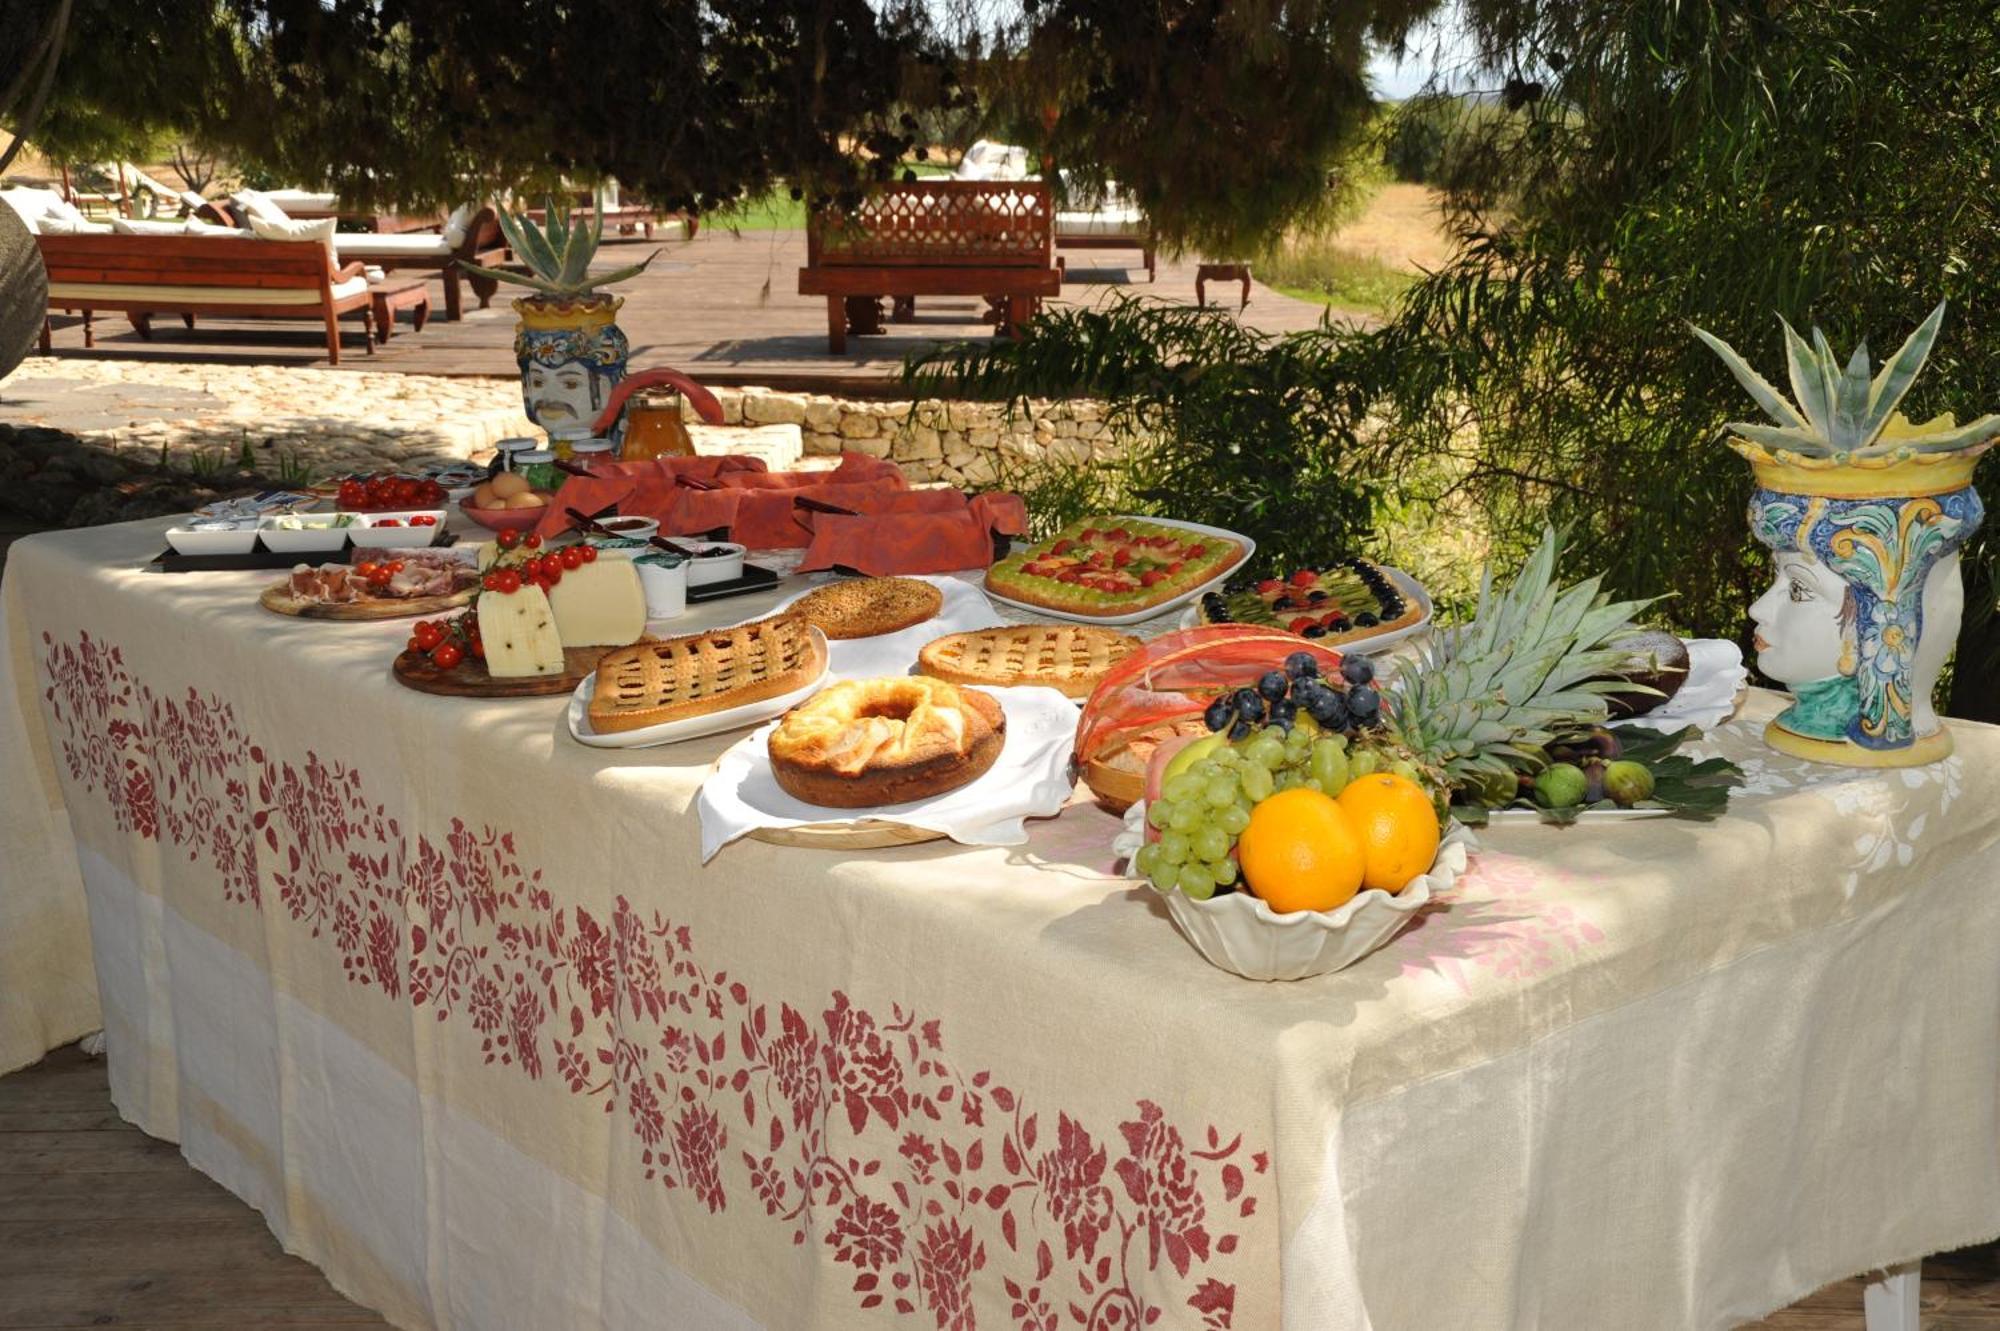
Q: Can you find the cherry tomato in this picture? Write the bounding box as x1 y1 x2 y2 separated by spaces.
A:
559 546 584 570
579 545 598 563
354 561 380 578
496 529 521 551
414 622 444 651
468 638 485 660
366 566 394 588
377 519 403 528
523 532 542 550
494 569 522 594
406 636 423 653
431 643 464 670
542 564 562 587
387 560 405 574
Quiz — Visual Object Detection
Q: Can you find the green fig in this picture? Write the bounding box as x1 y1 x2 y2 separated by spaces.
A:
1468 767 1520 808
1603 760 1656 807
1533 762 1589 809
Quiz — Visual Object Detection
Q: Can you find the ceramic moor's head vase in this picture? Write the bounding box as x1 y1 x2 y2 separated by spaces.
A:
1695 301 1999 767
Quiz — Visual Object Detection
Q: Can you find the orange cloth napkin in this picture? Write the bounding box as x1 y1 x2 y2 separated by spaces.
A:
530 455 768 541
795 492 1029 575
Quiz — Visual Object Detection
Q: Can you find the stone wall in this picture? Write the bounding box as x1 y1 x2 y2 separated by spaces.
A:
0 358 1147 486
717 387 1143 487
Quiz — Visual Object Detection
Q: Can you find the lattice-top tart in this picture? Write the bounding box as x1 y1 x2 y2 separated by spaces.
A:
587 614 826 733
984 518 1246 617
917 624 1143 699
1196 560 1423 642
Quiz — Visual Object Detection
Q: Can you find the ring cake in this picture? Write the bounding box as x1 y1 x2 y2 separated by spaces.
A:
918 624 1142 699
789 577 944 640
767 677 1005 807
587 614 826 734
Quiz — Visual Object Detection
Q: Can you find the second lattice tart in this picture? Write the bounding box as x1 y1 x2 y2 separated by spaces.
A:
917 624 1142 699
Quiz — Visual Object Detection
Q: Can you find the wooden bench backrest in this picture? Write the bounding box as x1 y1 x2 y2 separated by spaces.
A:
36 234 334 292
808 181 1053 268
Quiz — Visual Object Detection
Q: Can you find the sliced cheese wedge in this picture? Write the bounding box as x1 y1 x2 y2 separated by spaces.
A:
479 584 565 677
548 558 647 647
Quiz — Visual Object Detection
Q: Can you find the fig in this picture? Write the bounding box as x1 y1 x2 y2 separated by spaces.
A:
1533 762 1589 809
1603 760 1656 807
1468 767 1519 808
1582 758 1608 805
1599 630 1691 719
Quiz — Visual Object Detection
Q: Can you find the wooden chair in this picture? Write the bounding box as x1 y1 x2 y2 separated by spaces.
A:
36 233 375 364
798 181 1060 354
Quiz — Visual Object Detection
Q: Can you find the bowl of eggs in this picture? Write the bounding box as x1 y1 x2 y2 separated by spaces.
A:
461 472 552 532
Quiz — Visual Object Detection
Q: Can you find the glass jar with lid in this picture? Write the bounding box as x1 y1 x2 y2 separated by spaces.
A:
514 450 561 493
492 437 538 473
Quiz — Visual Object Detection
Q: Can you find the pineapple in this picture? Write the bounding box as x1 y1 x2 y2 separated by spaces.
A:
1387 527 1652 791
1691 299 2000 458
459 195 656 299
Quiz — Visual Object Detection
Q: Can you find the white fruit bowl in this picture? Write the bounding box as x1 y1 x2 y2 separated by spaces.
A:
1117 809 1474 981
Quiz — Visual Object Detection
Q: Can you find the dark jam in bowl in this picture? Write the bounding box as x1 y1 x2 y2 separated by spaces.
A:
603 518 652 531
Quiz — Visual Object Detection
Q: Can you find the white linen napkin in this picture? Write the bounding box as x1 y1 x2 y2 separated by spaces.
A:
1608 638 1748 732
697 685 1079 861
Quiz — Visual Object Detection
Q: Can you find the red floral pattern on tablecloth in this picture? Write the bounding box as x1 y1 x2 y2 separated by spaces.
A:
37 631 1266 1330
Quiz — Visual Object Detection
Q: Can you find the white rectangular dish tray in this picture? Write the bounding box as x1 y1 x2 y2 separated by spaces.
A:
980 516 1257 627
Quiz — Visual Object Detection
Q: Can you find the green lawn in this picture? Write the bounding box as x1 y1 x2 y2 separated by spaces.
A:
1257 242 1416 320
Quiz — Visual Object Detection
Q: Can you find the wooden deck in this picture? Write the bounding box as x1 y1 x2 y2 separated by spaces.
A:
2 1043 1996 1328
30 230 1349 396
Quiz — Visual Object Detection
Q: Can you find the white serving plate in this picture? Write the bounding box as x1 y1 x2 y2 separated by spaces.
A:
1176 565 1434 655
981 516 1257 627
354 510 448 548
257 514 356 553
566 627 831 749
165 520 261 555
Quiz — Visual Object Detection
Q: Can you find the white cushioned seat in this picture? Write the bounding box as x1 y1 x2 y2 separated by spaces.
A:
1056 206 1148 238
331 232 455 258
46 274 370 305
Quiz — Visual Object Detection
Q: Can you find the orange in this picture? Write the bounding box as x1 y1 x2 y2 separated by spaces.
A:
1335 773 1441 894
1236 788 1366 914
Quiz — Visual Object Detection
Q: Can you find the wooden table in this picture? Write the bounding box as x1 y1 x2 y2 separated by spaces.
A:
1195 261 1253 310
367 279 431 340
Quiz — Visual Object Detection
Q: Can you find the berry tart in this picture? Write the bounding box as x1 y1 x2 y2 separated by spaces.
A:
985 519 1247 618
1196 560 1423 643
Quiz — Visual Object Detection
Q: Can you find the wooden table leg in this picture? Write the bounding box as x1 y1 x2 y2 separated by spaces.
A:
371 296 393 341
412 299 429 334
1862 1260 1921 1331
826 296 847 354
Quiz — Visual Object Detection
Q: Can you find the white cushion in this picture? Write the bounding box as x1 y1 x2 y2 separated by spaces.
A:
955 140 1030 181
0 188 61 230
179 190 210 213
46 275 372 305
330 232 454 258
111 217 189 236
441 202 475 248
264 189 340 212
248 213 341 275
36 216 115 235
42 195 90 226
231 188 293 224
1056 206 1148 238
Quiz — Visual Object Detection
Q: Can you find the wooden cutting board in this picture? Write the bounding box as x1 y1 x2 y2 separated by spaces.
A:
260 582 475 621
391 645 615 698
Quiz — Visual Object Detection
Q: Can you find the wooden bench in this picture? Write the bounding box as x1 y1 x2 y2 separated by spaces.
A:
36 233 375 364
798 181 1060 353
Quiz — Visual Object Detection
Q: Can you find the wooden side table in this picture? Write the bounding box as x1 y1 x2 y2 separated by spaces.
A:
1195 262 1252 311
368 279 431 340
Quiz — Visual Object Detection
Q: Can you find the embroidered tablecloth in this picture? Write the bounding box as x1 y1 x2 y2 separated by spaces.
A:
7 517 2000 1331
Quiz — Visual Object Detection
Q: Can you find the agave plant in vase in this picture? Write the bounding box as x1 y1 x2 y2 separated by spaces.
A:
1693 300 1999 766
460 197 657 440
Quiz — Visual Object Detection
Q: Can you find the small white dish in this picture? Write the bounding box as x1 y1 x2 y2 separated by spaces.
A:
567 627 830 749
687 541 747 587
1175 565 1434 655
636 556 689 620
592 516 661 543
355 510 448 548
166 519 261 556
980 516 1256 627
1605 638 1748 733
257 513 355 553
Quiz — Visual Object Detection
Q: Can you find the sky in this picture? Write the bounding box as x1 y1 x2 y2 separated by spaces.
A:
1364 5 1486 100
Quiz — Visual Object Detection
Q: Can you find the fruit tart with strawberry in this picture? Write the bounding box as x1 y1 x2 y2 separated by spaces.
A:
1197 560 1424 644
985 518 1248 618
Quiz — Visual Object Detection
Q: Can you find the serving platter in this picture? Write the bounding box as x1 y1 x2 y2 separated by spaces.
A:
566 628 832 749
979 516 1256 627
392 645 618 698
260 583 475 621
1176 565 1434 654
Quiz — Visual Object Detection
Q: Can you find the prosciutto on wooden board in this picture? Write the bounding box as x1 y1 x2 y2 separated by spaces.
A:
1073 626 1346 764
